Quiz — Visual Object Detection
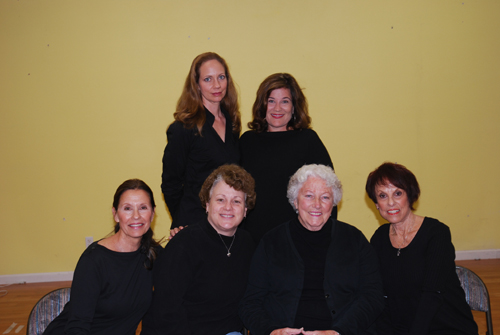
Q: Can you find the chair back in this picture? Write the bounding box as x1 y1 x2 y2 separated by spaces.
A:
26 287 71 335
455 265 494 335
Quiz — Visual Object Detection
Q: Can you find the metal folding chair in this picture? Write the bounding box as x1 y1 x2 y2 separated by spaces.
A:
456 265 493 335
26 287 71 335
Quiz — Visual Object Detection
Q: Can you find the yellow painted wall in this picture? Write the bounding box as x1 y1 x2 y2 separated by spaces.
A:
1 0 499 275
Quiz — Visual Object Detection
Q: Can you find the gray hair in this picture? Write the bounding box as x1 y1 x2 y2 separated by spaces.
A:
287 164 343 210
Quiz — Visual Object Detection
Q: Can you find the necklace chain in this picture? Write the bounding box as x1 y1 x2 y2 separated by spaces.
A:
391 216 415 257
218 233 235 257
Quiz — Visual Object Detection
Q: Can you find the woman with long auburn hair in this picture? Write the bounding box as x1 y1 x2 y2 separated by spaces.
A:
162 52 241 238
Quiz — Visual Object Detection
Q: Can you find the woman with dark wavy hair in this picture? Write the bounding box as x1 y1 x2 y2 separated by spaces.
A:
162 52 241 239
240 73 334 242
43 179 163 335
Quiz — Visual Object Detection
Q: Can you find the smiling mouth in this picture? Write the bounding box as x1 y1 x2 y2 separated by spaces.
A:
220 214 234 218
271 113 284 118
388 210 400 215
129 223 145 228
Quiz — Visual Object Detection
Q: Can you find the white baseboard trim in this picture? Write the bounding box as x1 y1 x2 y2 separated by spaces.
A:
0 272 73 284
1 249 499 283
455 249 500 261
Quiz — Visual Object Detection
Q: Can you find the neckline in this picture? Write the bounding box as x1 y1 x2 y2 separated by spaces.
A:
389 216 426 255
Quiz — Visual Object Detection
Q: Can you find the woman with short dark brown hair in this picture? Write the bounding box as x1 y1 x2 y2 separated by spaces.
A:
367 162 478 335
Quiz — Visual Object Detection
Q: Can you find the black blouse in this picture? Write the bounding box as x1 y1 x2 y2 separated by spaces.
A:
161 108 239 228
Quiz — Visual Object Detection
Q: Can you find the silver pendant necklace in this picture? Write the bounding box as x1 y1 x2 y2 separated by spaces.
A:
218 233 235 257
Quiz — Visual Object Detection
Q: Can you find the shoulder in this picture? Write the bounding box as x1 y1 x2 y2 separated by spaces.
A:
296 128 320 139
168 223 204 246
259 222 291 251
370 223 390 245
422 216 451 236
333 220 370 243
166 120 196 137
237 227 255 244
240 130 259 142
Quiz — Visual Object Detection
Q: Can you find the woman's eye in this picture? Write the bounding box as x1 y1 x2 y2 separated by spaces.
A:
378 194 386 199
218 75 226 80
283 100 289 104
124 206 131 210
268 99 275 104
395 191 403 196
203 77 210 82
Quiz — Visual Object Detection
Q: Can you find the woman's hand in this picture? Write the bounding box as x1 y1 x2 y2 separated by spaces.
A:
301 331 338 335
270 328 304 335
169 226 186 239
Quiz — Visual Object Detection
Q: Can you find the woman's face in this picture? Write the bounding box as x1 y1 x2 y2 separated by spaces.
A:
198 59 227 108
266 88 293 132
294 176 334 231
374 183 412 225
113 189 154 241
206 180 247 236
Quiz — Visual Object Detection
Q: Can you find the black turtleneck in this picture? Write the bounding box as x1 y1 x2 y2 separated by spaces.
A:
290 217 333 330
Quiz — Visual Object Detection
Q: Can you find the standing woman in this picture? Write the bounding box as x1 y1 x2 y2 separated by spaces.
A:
366 162 478 335
162 52 241 238
240 73 333 242
43 179 163 335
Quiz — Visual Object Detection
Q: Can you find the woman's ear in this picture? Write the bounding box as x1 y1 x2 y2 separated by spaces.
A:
112 207 118 222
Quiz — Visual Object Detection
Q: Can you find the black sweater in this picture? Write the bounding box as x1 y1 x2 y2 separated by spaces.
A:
43 243 155 335
239 129 334 242
140 219 255 335
370 217 478 335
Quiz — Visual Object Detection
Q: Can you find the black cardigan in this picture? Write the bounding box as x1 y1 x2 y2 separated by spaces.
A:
239 218 384 335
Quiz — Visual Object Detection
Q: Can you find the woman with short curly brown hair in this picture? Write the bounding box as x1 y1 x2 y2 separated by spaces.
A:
141 164 256 335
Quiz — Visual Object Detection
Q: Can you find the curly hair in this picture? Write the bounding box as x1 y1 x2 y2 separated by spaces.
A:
113 179 163 270
174 52 241 136
365 162 420 210
199 164 256 210
248 73 311 133
287 164 343 210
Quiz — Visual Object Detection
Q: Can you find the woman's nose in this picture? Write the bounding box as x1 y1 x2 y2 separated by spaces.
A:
313 198 321 208
133 208 140 218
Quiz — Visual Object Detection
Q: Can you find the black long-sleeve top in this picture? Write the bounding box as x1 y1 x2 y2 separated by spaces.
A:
43 242 157 335
161 108 239 228
370 217 478 335
140 219 255 335
239 129 334 242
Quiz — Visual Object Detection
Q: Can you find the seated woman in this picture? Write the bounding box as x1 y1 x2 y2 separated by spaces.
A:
366 162 478 335
43 179 163 335
140 164 256 335
240 164 384 335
